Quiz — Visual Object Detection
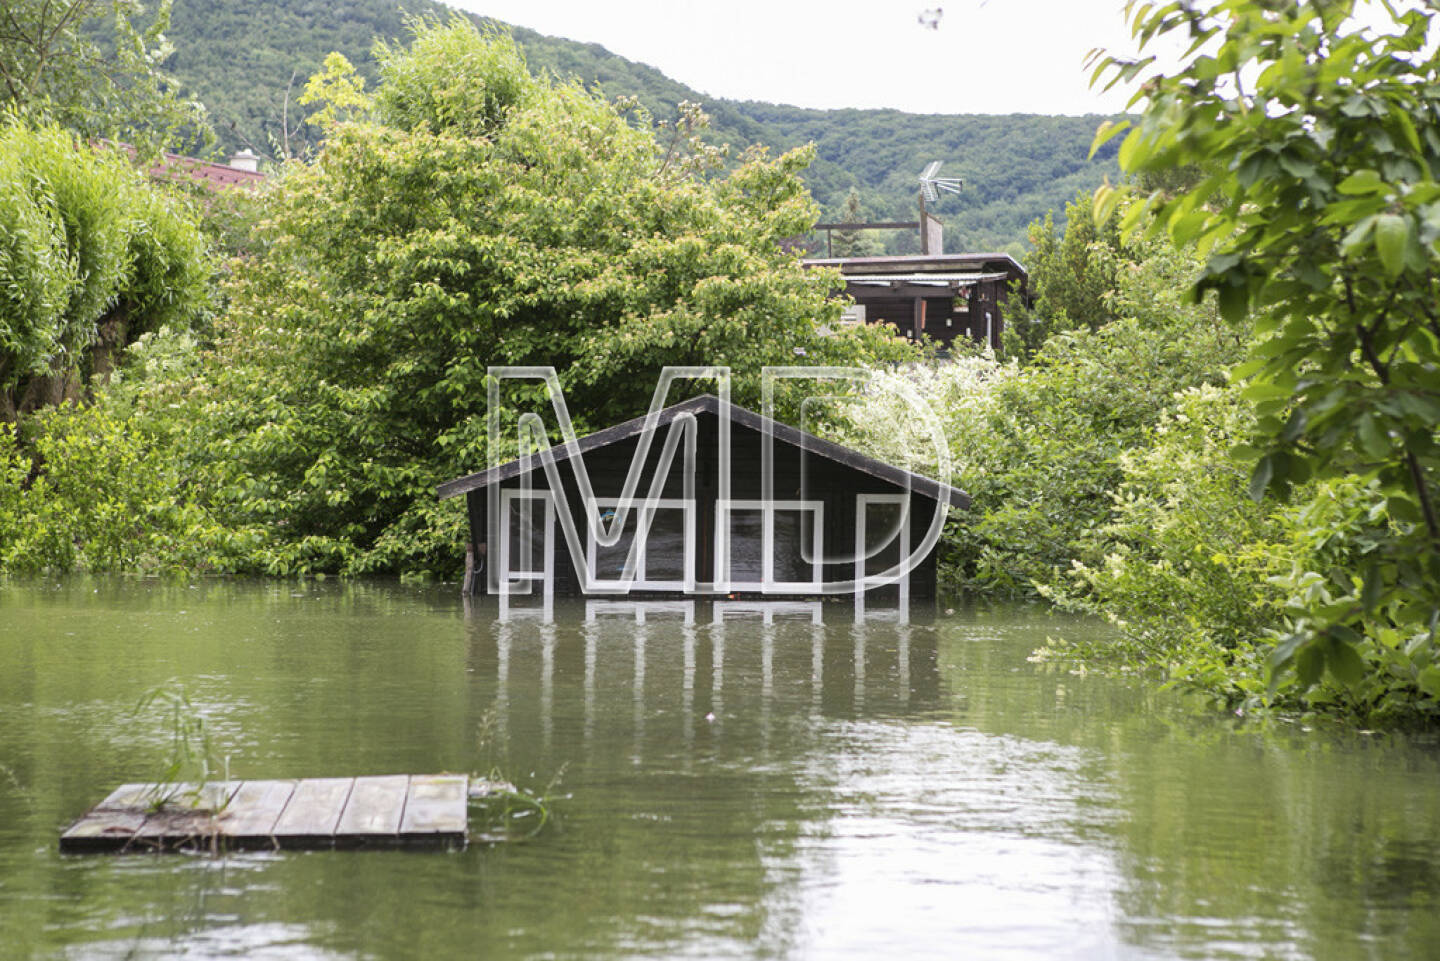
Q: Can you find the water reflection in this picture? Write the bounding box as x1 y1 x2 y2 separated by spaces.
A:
3 582 1440 961
470 599 942 773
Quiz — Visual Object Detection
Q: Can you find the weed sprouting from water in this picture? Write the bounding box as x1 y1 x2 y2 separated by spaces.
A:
467 768 565 842
131 680 228 813
469 707 565 841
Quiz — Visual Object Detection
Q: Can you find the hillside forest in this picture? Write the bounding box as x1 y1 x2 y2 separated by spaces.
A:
152 0 1119 255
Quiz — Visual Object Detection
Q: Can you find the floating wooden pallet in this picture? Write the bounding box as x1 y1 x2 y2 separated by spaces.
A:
60 774 469 853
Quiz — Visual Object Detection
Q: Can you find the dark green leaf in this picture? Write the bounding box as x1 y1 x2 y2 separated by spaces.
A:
1296 643 1324 689
1326 637 1366 687
1249 454 1274 502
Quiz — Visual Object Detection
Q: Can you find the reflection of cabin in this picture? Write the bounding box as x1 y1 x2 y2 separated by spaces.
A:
804 253 1028 352
438 395 968 600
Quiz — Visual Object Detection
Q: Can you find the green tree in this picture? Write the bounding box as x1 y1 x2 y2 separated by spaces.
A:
0 120 210 419
187 17 913 576
1002 192 1124 359
1092 0 1440 703
830 188 874 258
297 52 373 134
0 0 209 155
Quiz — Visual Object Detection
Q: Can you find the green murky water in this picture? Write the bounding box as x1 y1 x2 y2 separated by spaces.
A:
1 580 1437 960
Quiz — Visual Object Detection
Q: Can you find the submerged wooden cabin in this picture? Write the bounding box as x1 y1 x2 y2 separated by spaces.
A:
803 253 1028 352
438 395 967 600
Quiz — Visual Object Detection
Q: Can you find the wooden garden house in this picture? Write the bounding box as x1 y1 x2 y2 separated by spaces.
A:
804 252 1028 352
438 395 967 601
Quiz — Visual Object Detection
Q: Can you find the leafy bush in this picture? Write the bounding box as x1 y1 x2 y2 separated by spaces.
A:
1040 385 1292 684
0 398 254 575
1033 382 1439 724
1263 477 1440 724
1093 0 1440 705
0 119 210 418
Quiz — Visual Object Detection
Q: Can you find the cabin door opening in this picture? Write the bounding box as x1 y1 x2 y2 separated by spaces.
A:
585 498 697 593
714 500 824 594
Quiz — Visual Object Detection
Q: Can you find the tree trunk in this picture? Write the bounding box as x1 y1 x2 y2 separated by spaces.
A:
91 307 131 385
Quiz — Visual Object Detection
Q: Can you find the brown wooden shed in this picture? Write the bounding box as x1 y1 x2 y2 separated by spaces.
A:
804 253 1028 352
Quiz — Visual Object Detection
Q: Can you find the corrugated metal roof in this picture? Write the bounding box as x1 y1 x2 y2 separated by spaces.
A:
843 272 1011 286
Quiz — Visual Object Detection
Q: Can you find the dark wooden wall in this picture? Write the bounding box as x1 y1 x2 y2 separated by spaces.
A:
848 281 1008 352
468 410 949 598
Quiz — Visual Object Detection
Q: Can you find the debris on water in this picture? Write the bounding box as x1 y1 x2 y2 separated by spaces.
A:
704 712 716 722
468 778 518 799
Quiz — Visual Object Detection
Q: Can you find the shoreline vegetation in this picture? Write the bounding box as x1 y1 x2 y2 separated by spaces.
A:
2 6 1437 726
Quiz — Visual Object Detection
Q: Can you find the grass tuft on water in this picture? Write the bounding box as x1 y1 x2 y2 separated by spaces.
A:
131 680 229 814
467 768 564 842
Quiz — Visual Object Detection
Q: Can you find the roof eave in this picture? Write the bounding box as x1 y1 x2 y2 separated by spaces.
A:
436 394 969 509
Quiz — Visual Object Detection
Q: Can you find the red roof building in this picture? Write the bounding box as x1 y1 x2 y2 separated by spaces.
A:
147 149 265 189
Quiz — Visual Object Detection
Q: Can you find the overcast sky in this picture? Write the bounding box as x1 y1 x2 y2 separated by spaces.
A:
450 0 1145 116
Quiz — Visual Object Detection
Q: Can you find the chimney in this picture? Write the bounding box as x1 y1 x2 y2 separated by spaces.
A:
228 149 260 172
921 211 945 255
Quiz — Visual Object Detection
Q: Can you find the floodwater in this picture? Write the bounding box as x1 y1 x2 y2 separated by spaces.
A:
0 581 1437 960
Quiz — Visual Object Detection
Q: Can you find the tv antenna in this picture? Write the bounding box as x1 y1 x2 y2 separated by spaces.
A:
918 160 963 204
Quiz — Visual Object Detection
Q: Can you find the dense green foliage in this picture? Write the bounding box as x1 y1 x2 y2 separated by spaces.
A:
90 19 912 578
1085 0 1440 713
149 0 1117 251
3 0 209 156
1002 192 1126 359
0 389 251 575
1045 380 1438 723
0 120 210 419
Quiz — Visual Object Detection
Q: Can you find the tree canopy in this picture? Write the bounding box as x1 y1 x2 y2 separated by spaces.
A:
186 18 912 576
0 0 209 155
1093 0 1440 702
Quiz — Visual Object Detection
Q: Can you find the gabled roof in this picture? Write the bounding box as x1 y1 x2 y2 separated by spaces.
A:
437 394 969 509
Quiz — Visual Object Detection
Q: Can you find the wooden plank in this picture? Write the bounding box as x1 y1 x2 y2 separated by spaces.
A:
60 782 159 853
217 779 296 847
334 775 409 845
271 777 353 846
813 221 920 230
60 808 151 853
131 782 240 851
94 782 159 810
62 775 472 853
398 775 468 843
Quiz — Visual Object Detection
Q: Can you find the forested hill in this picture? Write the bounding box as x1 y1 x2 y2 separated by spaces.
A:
162 0 1119 252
